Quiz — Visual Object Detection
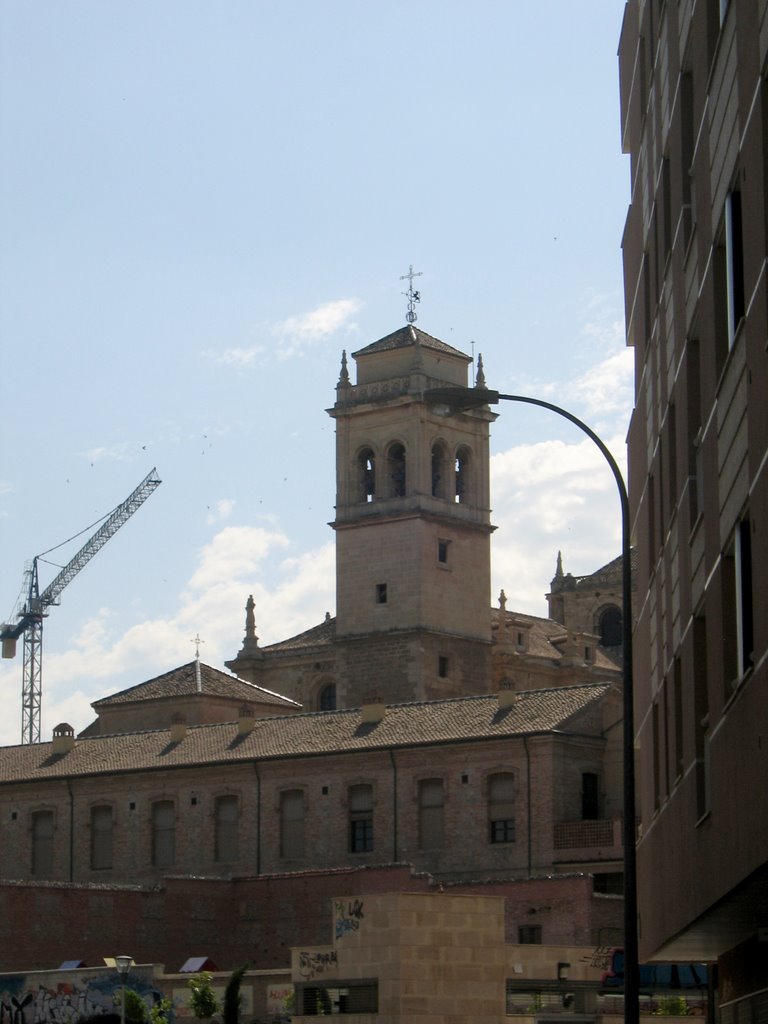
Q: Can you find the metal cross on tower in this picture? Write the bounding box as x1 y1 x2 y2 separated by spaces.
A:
399 264 422 323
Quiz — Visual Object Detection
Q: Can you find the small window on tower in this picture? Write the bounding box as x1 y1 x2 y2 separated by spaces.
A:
376 583 388 604
438 540 449 564
438 656 449 678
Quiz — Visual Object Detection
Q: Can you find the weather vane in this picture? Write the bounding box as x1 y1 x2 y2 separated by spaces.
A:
400 264 422 323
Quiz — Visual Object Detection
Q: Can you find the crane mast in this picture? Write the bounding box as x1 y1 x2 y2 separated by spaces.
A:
1 468 161 744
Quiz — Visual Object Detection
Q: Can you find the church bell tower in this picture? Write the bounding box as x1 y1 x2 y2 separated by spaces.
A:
329 323 496 704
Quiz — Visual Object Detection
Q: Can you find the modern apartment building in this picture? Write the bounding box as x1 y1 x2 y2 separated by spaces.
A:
619 0 768 1011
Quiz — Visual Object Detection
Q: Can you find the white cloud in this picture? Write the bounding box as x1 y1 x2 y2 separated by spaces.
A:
206 498 235 524
490 430 627 617
0 524 335 746
201 298 362 367
204 344 266 368
82 443 130 463
273 298 362 358
571 347 634 420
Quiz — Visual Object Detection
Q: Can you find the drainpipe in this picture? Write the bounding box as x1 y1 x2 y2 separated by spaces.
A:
389 750 398 861
253 762 261 875
523 737 532 878
66 779 75 882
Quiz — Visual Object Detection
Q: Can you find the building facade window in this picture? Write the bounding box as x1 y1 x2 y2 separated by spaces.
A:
357 448 376 503
518 925 542 944
598 605 622 647
31 810 54 877
90 804 114 870
418 778 444 849
455 446 472 503
348 784 373 853
438 655 449 678
319 683 337 711
387 442 406 497
725 189 744 346
734 516 753 679
722 516 754 690
581 772 600 820
152 800 175 868
214 794 239 863
488 772 515 843
280 789 305 859
437 539 449 564
431 442 449 498
375 583 387 605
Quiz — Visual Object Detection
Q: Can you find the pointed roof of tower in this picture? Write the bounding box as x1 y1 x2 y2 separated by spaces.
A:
352 325 471 362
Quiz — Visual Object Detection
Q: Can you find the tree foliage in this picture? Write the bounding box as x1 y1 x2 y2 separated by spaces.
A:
188 973 219 1020
223 965 248 1024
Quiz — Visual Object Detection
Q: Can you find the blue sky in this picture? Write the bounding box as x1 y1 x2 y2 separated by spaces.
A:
0 1 631 745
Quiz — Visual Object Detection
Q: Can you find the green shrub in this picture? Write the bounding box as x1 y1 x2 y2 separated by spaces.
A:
223 965 248 1024
188 973 219 1020
118 988 148 1024
150 998 172 1024
654 996 690 1016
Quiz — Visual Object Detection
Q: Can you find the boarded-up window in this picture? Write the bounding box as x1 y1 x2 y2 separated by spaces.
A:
349 784 373 853
488 773 515 844
215 795 239 863
152 800 175 868
91 804 113 870
418 778 444 849
280 789 305 859
31 810 54 876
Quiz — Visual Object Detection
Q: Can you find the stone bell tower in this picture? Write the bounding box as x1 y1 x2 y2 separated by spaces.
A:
329 324 496 704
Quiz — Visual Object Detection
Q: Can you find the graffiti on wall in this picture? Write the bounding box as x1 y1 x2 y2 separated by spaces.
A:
0 970 160 1024
298 951 338 981
333 898 364 940
579 946 614 970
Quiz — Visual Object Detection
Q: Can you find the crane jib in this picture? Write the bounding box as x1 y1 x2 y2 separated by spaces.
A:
0 467 161 744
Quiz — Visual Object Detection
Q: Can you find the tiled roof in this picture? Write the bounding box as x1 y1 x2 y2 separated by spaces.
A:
260 616 336 654
91 662 298 709
490 609 620 671
572 549 638 589
352 325 471 362
0 684 612 784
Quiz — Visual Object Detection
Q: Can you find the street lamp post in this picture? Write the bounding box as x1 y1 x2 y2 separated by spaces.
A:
425 386 639 1024
115 955 134 1024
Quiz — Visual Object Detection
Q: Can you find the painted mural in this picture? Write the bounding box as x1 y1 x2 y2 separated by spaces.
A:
0 968 162 1024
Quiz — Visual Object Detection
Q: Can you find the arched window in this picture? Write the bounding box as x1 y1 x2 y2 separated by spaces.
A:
387 443 406 497
418 778 445 849
152 800 175 867
31 810 54 877
598 605 623 647
214 794 239 863
431 442 449 499
357 448 376 503
319 682 337 711
280 789 305 859
455 446 472 504
90 804 114 870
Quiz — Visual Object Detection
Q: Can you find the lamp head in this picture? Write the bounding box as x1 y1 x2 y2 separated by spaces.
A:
423 386 500 416
115 955 134 976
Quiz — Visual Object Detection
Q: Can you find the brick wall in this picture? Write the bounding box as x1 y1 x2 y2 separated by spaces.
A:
0 867 622 973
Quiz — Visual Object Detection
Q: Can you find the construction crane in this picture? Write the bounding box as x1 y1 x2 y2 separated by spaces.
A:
1 468 161 744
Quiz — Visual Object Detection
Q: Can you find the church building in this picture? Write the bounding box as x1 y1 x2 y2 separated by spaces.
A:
0 324 632 971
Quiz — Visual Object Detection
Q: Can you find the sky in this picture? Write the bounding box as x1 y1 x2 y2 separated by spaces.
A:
0 1 631 747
